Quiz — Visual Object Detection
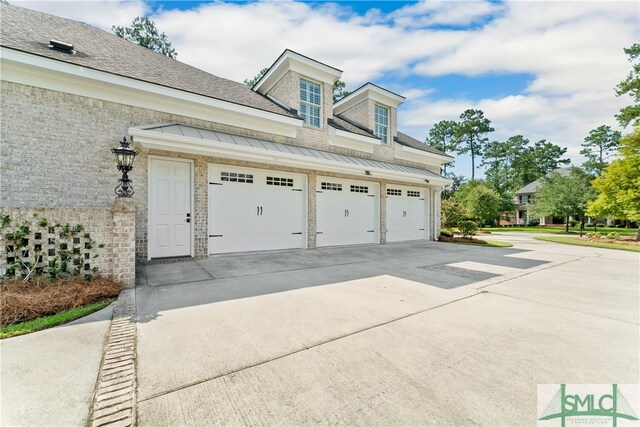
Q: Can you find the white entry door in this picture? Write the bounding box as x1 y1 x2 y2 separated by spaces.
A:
148 158 192 258
386 185 428 242
208 165 306 254
316 177 379 247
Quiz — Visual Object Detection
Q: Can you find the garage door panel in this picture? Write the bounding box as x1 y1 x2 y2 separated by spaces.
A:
386 186 428 242
316 177 378 247
208 166 306 254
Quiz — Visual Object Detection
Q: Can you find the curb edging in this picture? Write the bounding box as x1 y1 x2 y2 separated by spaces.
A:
89 289 137 427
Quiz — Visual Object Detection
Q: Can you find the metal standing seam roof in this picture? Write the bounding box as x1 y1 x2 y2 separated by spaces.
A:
136 124 444 180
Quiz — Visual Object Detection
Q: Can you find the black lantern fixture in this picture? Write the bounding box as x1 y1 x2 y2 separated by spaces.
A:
111 136 138 197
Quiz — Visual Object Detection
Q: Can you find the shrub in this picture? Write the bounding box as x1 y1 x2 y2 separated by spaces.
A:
585 232 604 240
440 229 453 238
528 220 540 226
606 232 621 240
0 275 122 326
569 220 578 227
584 222 594 227
457 220 477 238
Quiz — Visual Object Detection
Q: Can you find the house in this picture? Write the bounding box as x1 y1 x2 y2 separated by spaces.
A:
0 4 453 285
514 168 571 226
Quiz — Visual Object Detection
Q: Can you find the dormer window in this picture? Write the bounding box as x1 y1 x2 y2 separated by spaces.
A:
300 78 321 128
374 104 389 144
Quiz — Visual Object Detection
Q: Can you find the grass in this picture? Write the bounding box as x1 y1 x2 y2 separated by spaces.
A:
442 238 513 248
483 226 638 236
0 298 114 339
535 236 640 253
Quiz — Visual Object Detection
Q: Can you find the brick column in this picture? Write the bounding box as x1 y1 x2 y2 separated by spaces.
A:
432 188 442 241
111 197 136 288
307 173 317 249
379 182 387 244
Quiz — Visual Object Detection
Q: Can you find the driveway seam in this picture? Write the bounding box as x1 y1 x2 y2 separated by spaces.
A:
486 290 640 325
137 290 484 403
89 289 137 427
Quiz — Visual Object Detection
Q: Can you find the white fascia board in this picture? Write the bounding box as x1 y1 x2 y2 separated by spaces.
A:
334 83 405 114
130 127 451 186
395 144 453 167
0 48 302 137
328 127 381 153
254 52 342 94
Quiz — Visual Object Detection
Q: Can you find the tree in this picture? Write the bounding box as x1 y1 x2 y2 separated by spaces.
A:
580 125 621 176
441 197 467 230
587 128 640 240
456 180 501 227
112 17 177 59
426 120 458 176
332 80 351 103
527 167 596 232
511 139 570 189
482 135 528 194
441 173 464 200
455 109 494 180
243 68 268 87
615 43 640 127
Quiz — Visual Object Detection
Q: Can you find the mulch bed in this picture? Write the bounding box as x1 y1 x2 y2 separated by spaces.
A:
438 236 488 245
580 236 640 247
0 276 122 326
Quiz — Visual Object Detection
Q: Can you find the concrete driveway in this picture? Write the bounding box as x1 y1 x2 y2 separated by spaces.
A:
135 236 639 425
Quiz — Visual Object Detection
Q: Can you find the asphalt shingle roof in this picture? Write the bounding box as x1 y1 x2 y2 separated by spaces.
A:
515 167 572 194
0 3 295 118
328 115 377 138
394 131 453 158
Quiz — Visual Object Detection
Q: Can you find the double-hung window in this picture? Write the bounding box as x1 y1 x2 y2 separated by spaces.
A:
300 78 321 128
374 105 389 143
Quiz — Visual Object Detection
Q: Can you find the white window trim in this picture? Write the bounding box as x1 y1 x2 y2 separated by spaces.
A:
374 104 389 144
300 77 323 129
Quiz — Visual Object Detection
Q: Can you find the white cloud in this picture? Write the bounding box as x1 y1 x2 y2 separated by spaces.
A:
389 0 504 28
12 0 148 30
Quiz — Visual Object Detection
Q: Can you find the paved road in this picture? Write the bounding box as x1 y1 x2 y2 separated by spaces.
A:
135 235 639 425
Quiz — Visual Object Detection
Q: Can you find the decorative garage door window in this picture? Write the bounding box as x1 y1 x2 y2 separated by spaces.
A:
321 182 342 191
221 172 253 183
407 190 421 197
350 185 369 193
266 176 294 187
387 189 402 196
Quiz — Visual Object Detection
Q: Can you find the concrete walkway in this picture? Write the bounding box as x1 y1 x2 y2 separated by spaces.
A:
0 304 114 426
135 237 639 425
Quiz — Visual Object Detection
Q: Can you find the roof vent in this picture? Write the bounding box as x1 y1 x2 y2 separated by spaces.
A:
49 39 74 54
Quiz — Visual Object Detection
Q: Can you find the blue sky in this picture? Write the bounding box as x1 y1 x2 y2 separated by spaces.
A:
15 1 639 180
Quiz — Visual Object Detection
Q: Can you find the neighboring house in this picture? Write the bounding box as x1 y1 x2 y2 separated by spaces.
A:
0 4 452 284
514 168 571 226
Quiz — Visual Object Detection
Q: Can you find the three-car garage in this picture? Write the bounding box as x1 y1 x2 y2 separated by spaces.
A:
206 165 430 255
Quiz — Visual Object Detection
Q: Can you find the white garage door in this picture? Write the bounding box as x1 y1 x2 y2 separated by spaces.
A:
208 165 306 254
316 177 379 247
386 185 428 242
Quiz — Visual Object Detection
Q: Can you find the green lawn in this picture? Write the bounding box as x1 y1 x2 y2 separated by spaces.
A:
0 299 114 339
483 226 638 236
534 236 640 253
442 239 513 248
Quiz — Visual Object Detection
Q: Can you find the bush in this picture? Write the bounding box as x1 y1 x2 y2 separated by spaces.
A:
616 224 624 228
584 222 594 227
457 220 477 238
0 276 122 326
440 229 453 238
585 232 604 240
606 232 621 240
569 220 578 227
528 220 540 226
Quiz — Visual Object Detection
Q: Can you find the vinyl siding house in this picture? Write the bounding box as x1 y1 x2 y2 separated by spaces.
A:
0 4 453 285
514 168 571 226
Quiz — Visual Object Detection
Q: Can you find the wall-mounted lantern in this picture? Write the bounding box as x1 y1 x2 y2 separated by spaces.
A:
111 136 138 197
